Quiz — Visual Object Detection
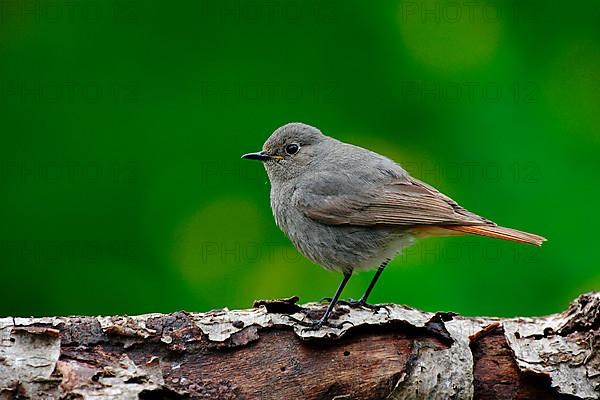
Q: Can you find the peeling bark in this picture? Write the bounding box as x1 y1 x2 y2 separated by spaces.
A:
0 293 598 399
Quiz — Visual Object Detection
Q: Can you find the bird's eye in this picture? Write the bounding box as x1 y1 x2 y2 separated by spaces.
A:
285 143 300 155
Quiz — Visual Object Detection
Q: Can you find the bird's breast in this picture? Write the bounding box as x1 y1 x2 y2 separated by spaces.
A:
269 185 414 272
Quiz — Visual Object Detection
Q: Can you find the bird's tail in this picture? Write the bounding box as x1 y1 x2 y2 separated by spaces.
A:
445 225 546 246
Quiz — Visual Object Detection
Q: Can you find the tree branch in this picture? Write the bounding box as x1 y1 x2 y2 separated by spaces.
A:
1 292 598 399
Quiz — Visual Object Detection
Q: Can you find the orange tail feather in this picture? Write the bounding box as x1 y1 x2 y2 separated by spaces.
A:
445 225 546 246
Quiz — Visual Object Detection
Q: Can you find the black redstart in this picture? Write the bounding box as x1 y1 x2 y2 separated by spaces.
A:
242 123 545 329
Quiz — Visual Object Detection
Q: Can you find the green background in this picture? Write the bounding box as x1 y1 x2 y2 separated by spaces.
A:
1 0 598 317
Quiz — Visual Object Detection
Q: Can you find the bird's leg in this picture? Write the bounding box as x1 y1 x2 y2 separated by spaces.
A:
355 260 389 306
291 272 352 330
327 261 390 312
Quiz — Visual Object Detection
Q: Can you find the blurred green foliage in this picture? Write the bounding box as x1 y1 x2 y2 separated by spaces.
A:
1 0 598 318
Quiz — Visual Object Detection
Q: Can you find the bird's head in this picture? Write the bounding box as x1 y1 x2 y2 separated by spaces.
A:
242 122 328 183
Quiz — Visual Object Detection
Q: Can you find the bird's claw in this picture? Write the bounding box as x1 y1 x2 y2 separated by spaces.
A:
351 301 390 314
286 315 353 331
320 297 361 306
322 298 389 314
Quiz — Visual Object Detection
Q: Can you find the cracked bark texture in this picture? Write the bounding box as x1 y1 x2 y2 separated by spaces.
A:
0 292 598 400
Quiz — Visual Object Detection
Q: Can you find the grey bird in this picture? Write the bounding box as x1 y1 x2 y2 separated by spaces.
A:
242 122 545 329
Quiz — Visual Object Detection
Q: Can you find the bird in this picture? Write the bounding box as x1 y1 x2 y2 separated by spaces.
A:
242 122 545 329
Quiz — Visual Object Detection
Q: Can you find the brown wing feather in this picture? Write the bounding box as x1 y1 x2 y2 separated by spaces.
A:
299 174 546 246
300 176 492 227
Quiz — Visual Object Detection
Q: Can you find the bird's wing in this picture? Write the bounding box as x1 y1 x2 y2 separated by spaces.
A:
297 174 493 227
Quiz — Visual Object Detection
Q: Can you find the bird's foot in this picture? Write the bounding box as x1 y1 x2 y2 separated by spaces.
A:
287 315 353 331
336 298 390 314
319 297 362 306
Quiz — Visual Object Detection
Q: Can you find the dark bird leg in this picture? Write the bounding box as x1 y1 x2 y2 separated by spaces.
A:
322 260 390 311
292 272 352 330
355 260 389 306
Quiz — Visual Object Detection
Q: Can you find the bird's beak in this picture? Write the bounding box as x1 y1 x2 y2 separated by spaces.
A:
241 151 271 161
242 151 283 161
